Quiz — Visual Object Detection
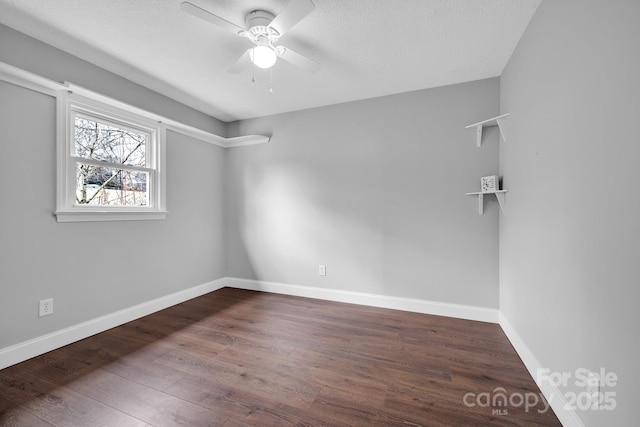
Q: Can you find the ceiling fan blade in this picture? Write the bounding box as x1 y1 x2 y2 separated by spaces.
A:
228 50 251 73
180 1 246 35
279 47 321 73
268 0 315 36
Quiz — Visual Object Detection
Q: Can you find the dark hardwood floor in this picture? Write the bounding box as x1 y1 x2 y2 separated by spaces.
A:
0 288 561 426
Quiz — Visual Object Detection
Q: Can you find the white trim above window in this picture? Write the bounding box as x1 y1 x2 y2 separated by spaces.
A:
64 83 270 148
55 93 167 222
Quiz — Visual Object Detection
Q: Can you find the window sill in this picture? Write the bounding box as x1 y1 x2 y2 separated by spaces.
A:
54 210 168 223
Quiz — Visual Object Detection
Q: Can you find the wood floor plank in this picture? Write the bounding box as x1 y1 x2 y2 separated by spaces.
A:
0 369 146 427
305 396 378 426
0 395 54 427
0 287 561 426
69 369 228 427
161 376 254 418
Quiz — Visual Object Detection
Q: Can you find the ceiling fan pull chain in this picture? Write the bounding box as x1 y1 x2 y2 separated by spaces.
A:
251 62 256 83
269 67 274 93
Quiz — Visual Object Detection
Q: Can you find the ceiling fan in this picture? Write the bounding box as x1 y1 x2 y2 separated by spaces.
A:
180 0 320 73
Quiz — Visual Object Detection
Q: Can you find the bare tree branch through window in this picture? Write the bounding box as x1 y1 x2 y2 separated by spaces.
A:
74 116 149 206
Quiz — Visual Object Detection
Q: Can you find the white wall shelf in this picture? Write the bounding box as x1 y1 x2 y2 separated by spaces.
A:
465 113 509 147
465 190 508 215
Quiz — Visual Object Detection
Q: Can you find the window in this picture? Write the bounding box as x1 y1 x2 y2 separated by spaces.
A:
55 93 166 222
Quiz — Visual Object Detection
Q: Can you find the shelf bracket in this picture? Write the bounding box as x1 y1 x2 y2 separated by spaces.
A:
465 113 509 147
495 192 506 214
496 117 507 142
475 125 483 147
465 190 507 215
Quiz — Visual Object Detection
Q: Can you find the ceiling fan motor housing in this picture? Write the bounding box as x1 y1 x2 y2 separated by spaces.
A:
244 10 280 41
245 10 274 28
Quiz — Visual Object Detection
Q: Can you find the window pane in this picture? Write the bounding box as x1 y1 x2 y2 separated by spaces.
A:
76 163 149 206
74 115 147 167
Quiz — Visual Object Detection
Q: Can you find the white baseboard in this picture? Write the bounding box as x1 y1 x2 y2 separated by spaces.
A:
499 313 585 427
0 278 226 371
224 277 499 323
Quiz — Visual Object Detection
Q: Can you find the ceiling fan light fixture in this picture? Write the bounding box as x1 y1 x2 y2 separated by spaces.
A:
250 45 278 69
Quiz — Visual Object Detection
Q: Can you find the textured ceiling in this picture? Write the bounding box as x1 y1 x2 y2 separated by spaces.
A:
0 0 540 121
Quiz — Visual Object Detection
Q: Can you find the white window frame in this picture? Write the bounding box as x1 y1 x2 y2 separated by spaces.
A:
55 92 167 222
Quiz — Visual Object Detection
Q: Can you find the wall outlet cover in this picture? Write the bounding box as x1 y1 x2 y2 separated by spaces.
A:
39 298 54 317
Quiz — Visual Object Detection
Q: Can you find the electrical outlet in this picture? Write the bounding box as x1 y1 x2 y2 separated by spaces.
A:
39 298 53 317
319 265 326 276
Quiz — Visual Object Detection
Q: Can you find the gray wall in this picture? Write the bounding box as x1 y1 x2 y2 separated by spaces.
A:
0 45 227 348
226 79 501 308
500 1 640 425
